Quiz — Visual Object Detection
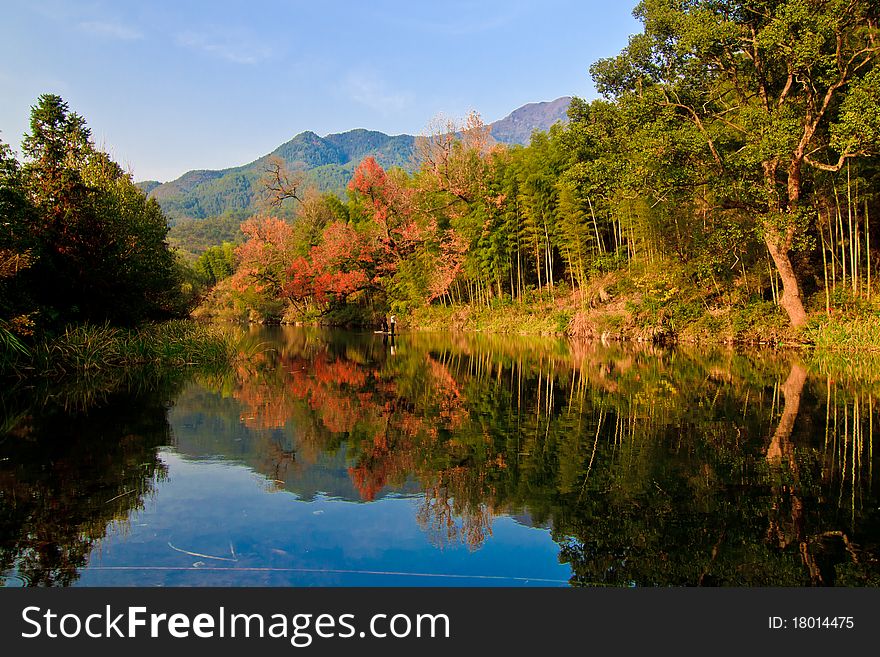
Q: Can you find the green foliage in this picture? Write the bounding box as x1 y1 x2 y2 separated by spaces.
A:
6 94 187 328
805 315 880 352
729 302 790 342
832 67 880 156
589 0 880 326
194 242 236 285
167 211 246 254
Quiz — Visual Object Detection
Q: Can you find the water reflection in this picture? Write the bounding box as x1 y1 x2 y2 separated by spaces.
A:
0 370 176 585
2 327 879 586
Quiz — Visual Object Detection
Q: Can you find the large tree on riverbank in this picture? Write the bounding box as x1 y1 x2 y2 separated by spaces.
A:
12 94 182 325
591 0 880 326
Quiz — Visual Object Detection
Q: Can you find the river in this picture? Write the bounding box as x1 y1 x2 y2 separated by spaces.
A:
1 326 878 586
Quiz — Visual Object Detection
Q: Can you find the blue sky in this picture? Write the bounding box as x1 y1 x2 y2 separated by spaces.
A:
0 1 640 182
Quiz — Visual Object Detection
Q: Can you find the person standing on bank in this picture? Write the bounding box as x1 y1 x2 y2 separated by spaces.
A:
389 314 396 336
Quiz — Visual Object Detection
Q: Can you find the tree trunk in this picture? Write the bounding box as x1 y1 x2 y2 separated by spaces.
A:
766 363 807 466
765 228 808 328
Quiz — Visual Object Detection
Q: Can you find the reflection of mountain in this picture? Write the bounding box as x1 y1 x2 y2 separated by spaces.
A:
0 374 175 586
509 513 550 531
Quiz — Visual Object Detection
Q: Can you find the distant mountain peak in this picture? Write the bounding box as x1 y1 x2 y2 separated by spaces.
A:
489 97 572 145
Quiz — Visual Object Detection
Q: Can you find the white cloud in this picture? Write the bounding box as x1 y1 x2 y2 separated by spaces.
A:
176 29 272 65
343 71 413 115
78 21 143 41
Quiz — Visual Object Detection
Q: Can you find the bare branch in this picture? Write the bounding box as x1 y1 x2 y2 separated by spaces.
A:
261 155 305 207
804 151 862 172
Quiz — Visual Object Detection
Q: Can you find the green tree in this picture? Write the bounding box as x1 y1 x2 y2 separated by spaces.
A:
0 140 38 361
17 94 183 325
194 242 236 286
591 0 880 326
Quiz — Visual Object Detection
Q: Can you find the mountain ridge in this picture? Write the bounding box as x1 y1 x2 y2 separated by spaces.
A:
138 97 571 224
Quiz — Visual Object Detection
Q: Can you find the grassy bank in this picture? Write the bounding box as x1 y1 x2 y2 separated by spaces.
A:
1 320 260 378
408 268 880 352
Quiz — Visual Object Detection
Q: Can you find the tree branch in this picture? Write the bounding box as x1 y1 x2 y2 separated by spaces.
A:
659 100 725 169
262 156 304 207
804 151 862 172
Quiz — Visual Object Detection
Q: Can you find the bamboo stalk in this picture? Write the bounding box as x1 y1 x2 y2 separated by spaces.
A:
867 199 871 300
587 197 603 255
827 221 837 291
848 163 856 294
834 185 847 285
856 195 861 296
821 227 831 316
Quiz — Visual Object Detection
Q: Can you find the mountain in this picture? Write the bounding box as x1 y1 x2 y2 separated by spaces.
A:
136 180 162 195
139 97 571 227
489 97 572 145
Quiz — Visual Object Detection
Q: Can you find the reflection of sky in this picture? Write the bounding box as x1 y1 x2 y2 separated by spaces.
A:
75 450 571 586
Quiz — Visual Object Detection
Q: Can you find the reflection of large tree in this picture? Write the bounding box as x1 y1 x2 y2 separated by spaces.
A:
0 374 173 585
764 364 878 585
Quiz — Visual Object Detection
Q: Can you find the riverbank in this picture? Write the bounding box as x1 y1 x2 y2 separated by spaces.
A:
408 276 880 352
1 320 257 378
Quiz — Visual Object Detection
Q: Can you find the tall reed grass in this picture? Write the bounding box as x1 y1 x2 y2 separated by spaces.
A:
805 315 880 354
2 321 258 377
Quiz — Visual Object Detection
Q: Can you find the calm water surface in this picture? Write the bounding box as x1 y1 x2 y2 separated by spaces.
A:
2 327 879 586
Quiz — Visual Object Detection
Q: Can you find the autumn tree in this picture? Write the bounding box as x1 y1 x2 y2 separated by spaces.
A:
416 111 494 204
285 221 372 308
348 157 435 306
228 215 294 319
289 191 349 256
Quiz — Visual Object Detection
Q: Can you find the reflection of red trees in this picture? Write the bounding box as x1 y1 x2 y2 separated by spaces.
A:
347 418 422 502
236 380 292 431
313 357 368 388
283 354 367 434
348 440 413 502
424 354 468 429
418 474 495 552
227 336 497 546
